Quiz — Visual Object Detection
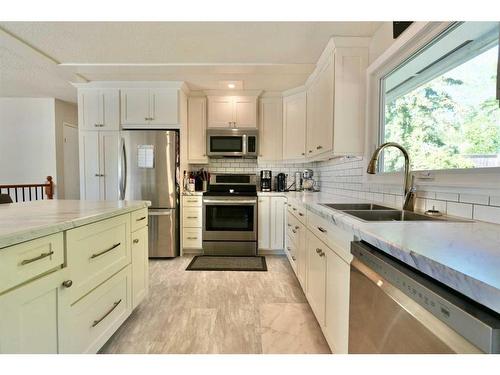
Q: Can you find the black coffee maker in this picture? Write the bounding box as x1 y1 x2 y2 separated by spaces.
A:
276 173 287 192
260 170 272 192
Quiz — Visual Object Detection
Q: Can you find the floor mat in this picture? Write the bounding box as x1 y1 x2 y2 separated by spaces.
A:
186 255 267 271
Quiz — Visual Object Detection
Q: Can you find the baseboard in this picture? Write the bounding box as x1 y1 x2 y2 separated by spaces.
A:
258 249 285 255
182 248 203 255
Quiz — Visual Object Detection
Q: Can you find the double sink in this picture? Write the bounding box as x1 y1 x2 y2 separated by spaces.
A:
321 203 463 222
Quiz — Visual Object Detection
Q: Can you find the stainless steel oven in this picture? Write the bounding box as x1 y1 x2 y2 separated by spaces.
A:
206 128 258 158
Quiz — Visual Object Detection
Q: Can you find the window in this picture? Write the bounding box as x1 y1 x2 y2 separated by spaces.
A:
380 22 500 173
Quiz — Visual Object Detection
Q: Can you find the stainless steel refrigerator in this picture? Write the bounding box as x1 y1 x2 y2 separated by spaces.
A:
120 130 179 258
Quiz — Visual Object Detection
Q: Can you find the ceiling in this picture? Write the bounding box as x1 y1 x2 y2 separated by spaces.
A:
0 22 382 102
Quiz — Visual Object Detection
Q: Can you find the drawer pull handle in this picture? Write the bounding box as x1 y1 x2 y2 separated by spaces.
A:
20 251 54 266
90 243 121 259
298 213 304 217
287 224 292 227
187 216 198 219
319 251 325 257
295 226 300 230
292 229 297 234
62 280 73 288
287 247 291 251
136 216 147 222
292 208 297 211
187 236 198 240
133 239 139 244
292 256 296 261
316 248 322 254
91 299 122 328
317 227 327 233
187 200 198 203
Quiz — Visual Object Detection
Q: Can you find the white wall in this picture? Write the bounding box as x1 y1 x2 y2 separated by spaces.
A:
0 98 57 185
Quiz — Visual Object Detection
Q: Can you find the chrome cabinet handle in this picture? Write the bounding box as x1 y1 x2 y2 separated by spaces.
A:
62 280 73 288
90 243 121 259
292 229 297 233
316 145 323 150
308 150 313 153
187 216 198 219
298 213 304 217
301 152 305 156
316 248 322 254
292 208 297 211
287 247 291 251
91 299 122 328
20 251 54 266
292 256 296 261
94 173 104 177
295 226 300 230
287 224 292 227
187 236 198 240
317 226 327 233
136 216 146 222
94 123 104 127
288 204 291 207
187 199 198 203
319 251 325 257
133 239 139 244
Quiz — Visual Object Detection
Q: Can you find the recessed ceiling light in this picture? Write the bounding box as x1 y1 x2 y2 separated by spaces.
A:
227 83 236 89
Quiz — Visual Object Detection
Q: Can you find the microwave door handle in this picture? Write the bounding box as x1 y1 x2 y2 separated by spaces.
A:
242 134 247 155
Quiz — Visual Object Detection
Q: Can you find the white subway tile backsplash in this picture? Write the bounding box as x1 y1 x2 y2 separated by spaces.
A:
489 196 500 207
473 205 500 225
446 202 473 219
435 192 459 202
459 193 489 205
417 191 436 199
415 198 426 212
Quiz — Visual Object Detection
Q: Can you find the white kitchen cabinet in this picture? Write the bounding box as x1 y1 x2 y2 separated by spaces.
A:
325 247 350 354
182 196 203 251
207 96 257 128
258 196 286 251
0 269 68 354
306 230 327 326
131 226 149 309
258 97 283 161
296 221 307 291
258 197 271 249
188 97 208 163
78 89 119 131
121 88 179 127
282 91 307 160
79 130 120 201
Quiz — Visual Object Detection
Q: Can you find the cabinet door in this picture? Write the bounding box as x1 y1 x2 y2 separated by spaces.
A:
325 248 350 354
306 81 317 157
283 91 307 160
270 197 286 250
297 222 307 291
131 226 149 309
150 89 179 125
79 89 102 131
312 57 334 155
0 270 67 354
100 131 120 200
207 96 234 128
259 97 283 160
258 197 271 250
233 96 257 128
79 131 100 200
188 97 208 163
101 89 120 131
306 231 326 326
121 88 150 125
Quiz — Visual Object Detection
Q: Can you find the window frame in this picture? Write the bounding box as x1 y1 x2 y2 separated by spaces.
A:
364 22 500 193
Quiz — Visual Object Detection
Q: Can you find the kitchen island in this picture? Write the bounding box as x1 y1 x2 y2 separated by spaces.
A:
0 200 150 353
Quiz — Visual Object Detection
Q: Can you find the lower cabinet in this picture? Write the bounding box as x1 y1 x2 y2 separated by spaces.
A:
59 266 132 354
0 269 68 354
131 226 149 309
306 230 327 326
258 196 286 251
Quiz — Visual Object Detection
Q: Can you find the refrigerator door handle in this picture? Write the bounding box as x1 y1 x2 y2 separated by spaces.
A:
148 210 173 216
119 137 127 200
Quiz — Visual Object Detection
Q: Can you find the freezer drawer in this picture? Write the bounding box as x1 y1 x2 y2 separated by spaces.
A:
148 209 179 258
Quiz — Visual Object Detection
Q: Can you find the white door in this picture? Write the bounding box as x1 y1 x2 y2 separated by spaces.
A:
131 226 149 309
100 132 120 201
208 96 234 128
270 197 286 250
283 92 307 160
121 89 150 125
259 98 282 160
79 90 101 131
233 96 257 128
0 269 67 354
258 197 271 250
79 131 100 200
306 231 326 326
306 79 318 156
63 123 80 199
325 248 350 354
188 97 208 163
150 89 179 125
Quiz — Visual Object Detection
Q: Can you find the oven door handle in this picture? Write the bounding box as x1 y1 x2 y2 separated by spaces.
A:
203 199 256 205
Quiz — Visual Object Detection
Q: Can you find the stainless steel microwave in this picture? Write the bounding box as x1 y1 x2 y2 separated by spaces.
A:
206 128 258 158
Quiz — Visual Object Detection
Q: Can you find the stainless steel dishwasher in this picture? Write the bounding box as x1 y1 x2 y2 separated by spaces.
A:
349 241 500 354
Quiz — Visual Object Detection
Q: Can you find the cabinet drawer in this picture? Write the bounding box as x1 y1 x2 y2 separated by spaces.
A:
183 207 202 227
0 233 64 294
131 208 148 232
66 214 131 303
288 202 306 223
183 228 202 248
183 195 202 207
59 265 132 354
307 211 353 263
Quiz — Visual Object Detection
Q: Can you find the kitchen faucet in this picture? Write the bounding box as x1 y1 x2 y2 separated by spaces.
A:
366 142 416 211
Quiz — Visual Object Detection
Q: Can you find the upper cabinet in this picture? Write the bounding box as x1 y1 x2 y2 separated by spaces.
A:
258 97 283 161
78 89 119 131
121 88 180 127
187 97 208 164
207 96 257 128
282 91 307 160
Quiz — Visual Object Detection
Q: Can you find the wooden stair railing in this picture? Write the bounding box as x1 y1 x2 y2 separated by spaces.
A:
0 176 54 202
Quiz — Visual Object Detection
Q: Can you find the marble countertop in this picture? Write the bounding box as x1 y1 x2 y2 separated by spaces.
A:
182 191 204 196
0 200 150 249
284 191 500 315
